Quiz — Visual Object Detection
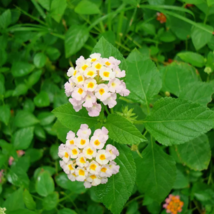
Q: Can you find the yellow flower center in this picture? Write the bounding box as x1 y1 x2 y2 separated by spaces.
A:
94 140 100 146
68 164 73 170
99 88 105 95
82 65 88 70
73 70 77 76
91 58 96 62
78 88 83 94
79 169 85 176
90 175 96 179
90 164 96 171
72 149 78 155
87 71 94 76
105 61 111 66
80 139 86 145
64 152 69 158
101 167 107 172
80 157 86 164
100 154 106 160
103 71 110 77
77 76 83 82
70 140 74 145
87 148 93 155
88 82 94 88
95 63 102 69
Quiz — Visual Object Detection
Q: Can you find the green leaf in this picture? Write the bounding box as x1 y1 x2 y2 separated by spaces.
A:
52 103 97 132
23 189 36 210
191 24 213 50
161 62 198 96
0 48 7 66
34 91 50 107
25 148 43 163
37 112 55 126
75 0 101 15
3 188 24 211
175 135 211 171
173 167 189 189
36 171 55 197
33 53 47 68
148 0 165 5
0 104 10 125
38 0 50 10
58 209 77 214
42 192 59 210
50 0 67 22
178 52 205 67
0 9 11 29
12 127 34 150
207 0 214 6
6 209 36 214
0 73 5 96
93 37 126 70
55 173 86 194
143 97 214 146
105 114 146 145
27 70 42 87
13 83 28 96
46 47 61 61
53 120 70 142
50 144 59 160
65 25 89 58
93 144 136 214
12 61 34 77
7 167 30 188
34 125 46 141
0 154 7 168
159 31 176 42
126 49 162 109
179 82 214 106
14 110 39 128
135 141 176 202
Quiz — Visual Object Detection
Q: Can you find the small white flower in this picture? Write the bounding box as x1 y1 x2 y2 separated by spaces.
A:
67 67 77 77
86 174 102 186
84 79 97 92
76 154 89 167
77 124 91 138
83 92 96 108
79 61 91 73
62 161 75 174
58 147 70 163
92 60 104 70
109 161 120 174
68 172 77 181
84 181 92 188
72 87 86 101
93 127 109 142
68 145 79 159
95 84 110 101
106 144 119 160
83 145 96 159
87 160 101 175
90 135 105 149
84 67 97 78
96 150 110 165
75 137 89 149
65 131 76 147
89 53 101 62
100 165 112 177
73 74 85 85
75 167 88 181
100 67 115 81
101 177 108 184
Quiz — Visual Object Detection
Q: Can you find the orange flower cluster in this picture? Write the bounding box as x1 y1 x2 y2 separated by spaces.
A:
156 12 166 23
163 195 184 214
185 4 194 8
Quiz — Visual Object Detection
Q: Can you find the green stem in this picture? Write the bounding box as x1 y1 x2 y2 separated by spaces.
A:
108 0 112 30
124 195 144 208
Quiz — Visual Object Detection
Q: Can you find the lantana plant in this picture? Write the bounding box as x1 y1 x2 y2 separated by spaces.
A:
53 37 214 214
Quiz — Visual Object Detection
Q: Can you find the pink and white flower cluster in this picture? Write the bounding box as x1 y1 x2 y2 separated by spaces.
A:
58 124 120 188
64 53 130 117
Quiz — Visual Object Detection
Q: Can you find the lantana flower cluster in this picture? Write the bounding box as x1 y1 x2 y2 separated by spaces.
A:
58 124 120 188
163 194 184 214
64 53 130 117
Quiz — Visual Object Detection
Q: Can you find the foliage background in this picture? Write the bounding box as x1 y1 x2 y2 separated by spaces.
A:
1 0 214 214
